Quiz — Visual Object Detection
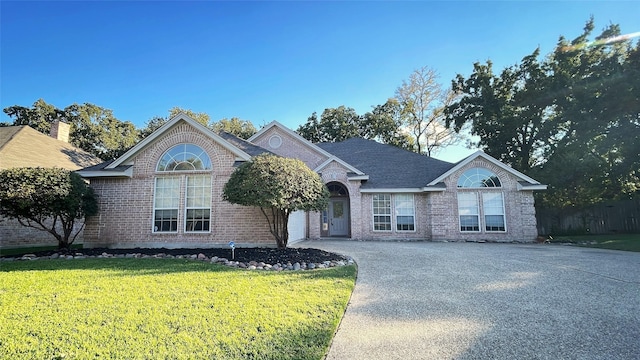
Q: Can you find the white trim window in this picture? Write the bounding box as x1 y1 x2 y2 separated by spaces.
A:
458 192 480 232
154 177 181 232
457 167 506 233
394 194 415 231
153 144 213 234
185 175 212 232
372 194 392 231
482 192 506 232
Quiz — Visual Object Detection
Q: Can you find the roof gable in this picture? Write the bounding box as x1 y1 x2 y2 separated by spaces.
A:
0 125 102 170
249 121 336 160
106 113 252 170
427 150 546 188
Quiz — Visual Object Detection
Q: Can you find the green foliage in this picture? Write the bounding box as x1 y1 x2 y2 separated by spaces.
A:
223 154 329 248
2 99 139 160
296 103 412 150
168 106 211 126
138 107 211 141
0 259 356 360
212 117 257 139
0 167 97 249
445 18 640 209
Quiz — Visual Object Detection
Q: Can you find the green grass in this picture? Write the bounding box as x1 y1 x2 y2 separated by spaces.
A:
0 244 82 257
0 259 356 359
552 233 640 252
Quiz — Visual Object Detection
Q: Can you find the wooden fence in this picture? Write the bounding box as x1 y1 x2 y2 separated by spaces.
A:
536 198 640 235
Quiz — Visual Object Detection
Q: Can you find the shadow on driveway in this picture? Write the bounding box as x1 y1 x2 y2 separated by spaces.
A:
297 241 640 360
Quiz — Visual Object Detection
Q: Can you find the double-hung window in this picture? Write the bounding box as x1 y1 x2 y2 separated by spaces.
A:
153 144 212 233
373 194 392 231
457 167 506 232
395 194 415 231
458 193 480 232
373 194 415 232
154 177 180 232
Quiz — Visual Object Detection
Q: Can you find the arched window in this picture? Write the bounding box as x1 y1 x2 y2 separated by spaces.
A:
157 144 212 172
457 168 501 188
154 144 212 233
327 182 348 197
457 168 505 233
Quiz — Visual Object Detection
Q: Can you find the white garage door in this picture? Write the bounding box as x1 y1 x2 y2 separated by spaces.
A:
287 210 306 244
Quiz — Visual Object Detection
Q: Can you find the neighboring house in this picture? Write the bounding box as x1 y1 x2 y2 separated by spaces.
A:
77 113 547 248
0 122 103 248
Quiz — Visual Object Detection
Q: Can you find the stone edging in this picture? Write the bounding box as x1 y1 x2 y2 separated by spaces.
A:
1 251 355 271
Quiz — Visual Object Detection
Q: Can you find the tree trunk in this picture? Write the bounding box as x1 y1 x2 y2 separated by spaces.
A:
260 207 290 248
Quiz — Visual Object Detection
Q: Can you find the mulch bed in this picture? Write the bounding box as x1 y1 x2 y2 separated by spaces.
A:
23 247 348 265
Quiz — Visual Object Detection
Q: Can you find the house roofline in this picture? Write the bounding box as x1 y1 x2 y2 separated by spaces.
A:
427 150 544 187
76 167 133 178
106 113 252 169
315 156 366 176
251 120 367 176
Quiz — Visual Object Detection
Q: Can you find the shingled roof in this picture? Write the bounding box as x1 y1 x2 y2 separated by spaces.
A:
317 138 456 189
217 131 271 157
0 125 102 170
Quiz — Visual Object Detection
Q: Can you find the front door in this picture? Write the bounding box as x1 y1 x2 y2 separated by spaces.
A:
329 199 349 237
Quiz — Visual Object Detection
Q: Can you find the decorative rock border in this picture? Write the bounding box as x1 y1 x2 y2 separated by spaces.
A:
1 251 355 271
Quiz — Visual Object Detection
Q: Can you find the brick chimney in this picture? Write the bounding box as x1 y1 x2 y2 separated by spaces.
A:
50 120 70 143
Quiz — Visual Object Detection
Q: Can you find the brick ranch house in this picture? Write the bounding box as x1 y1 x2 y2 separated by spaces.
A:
77 113 547 248
0 122 102 249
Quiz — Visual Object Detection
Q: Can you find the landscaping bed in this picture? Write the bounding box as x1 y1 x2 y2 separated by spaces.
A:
2 247 354 271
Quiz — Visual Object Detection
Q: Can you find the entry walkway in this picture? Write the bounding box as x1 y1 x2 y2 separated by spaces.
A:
296 240 640 359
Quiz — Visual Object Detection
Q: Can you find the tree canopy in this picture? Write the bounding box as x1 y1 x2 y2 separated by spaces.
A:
222 154 329 248
212 117 257 139
296 103 413 150
3 99 138 160
0 167 98 249
445 18 640 209
296 68 461 155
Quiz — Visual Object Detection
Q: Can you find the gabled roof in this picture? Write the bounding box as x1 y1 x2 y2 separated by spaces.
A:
427 150 547 190
217 131 270 157
318 138 456 191
250 120 367 176
0 125 102 170
79 113 257 177
106 113 252 171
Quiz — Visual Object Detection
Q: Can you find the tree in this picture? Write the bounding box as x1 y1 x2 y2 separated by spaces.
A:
223 154 329 248
445 18 640 209
445 49 555 172
139 107 212 140
0 167 98 250
395 66 462 156
3 99 138 160
297 106 361 143
3 99 65 134
361 99 414 151
296 103 412 149
64 103 138 160
211 117 257 139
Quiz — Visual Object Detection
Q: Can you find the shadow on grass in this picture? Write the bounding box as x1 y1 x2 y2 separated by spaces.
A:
0 257 357 279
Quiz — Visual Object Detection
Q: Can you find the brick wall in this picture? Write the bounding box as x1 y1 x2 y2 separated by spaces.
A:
428 158 539 242
84 123 275 248
0 216 86 250
251 127 328 170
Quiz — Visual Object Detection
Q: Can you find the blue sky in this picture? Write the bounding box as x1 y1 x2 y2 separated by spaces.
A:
1 1 638 161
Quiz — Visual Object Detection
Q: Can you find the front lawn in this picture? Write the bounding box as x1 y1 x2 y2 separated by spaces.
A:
552 233 640 252
0 258 356 359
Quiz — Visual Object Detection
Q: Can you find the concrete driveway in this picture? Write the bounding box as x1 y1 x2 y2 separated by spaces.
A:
296 240 640 359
